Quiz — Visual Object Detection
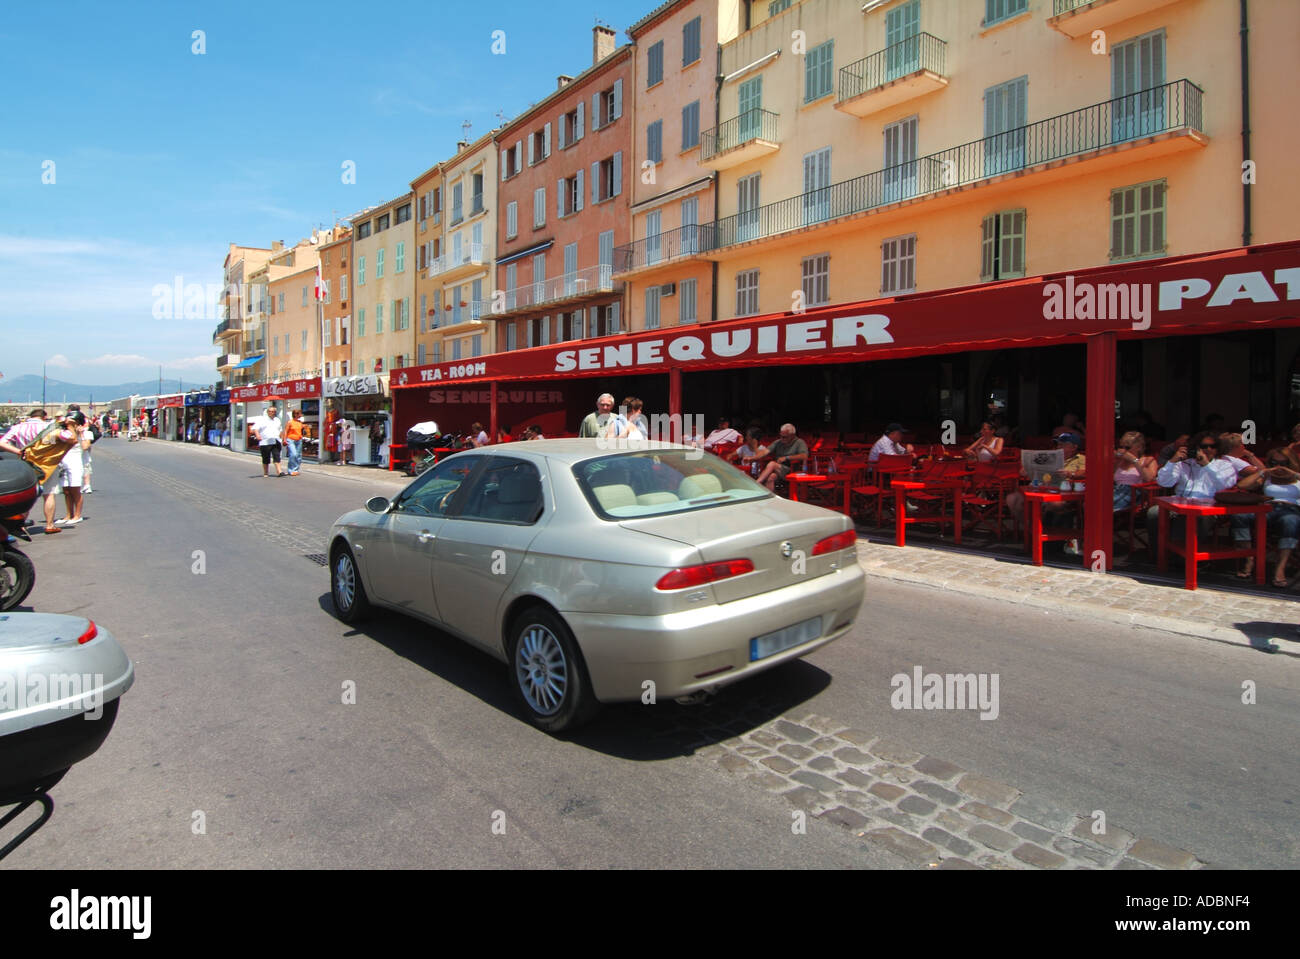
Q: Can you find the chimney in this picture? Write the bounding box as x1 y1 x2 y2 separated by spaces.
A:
456 140 469 151
557 75 573 90
593 24 616 66
271 240 284 252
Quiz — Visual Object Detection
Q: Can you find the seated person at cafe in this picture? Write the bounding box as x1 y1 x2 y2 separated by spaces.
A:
1146 430 1238 546
1052 412 1086 441
525 425 545 440
756 424 808 492
963 421 1005 463
1158 433 1191 467
1113 431 1159 512
1005 432 1086 544
1230 448 1300 586
1218 432 1264 480
703 417 741 451
868 423 914 463
732 428 768 470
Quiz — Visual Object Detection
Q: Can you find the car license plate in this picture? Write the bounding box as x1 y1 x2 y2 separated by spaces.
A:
750 616 823 662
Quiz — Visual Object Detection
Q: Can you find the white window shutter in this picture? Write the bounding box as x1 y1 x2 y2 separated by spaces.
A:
501 149 508 179
612 301 621 332
514 140 522 170
544 122 552 156
613 79 623 119
576 169 584 211
613 152 623 197
591 162 600 203
528 135 535 166
558 178 566 218
576 101 585 140
557 113 566 149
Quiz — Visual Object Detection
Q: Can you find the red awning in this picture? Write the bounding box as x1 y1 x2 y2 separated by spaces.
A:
389 240 1300 389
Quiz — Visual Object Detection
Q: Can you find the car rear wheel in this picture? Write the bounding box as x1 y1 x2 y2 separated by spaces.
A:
330 544 371 623
508 607 598 733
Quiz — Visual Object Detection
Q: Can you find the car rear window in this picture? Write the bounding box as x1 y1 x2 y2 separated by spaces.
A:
575 450 771 518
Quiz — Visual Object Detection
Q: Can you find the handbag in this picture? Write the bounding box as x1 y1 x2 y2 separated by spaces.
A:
1214 489 1269 505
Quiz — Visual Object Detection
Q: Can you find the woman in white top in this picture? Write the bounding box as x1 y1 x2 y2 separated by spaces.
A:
1233 448 1300 586
963 421 1004 463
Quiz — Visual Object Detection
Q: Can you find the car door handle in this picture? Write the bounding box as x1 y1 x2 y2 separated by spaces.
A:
417 532 435 543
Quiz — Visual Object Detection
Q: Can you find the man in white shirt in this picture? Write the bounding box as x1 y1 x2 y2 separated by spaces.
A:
702 417 741 452
252 404 286 477
1148 430 1238 546
868 423 915 463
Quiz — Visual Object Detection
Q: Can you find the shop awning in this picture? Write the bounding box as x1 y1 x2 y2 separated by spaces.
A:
232 355 265 369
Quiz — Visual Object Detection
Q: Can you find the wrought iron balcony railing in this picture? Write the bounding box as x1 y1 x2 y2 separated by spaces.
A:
700 108 779 162
712 79 1203 249
838 33 947 102
428 241 485 277
499 263 617 313
614 224 717 273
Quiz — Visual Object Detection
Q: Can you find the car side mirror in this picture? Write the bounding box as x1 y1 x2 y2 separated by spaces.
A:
365 495 391 514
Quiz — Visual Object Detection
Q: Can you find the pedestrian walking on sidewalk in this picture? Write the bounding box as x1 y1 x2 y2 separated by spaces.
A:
252 404 287 477
283 409 305 475
336 417 355 465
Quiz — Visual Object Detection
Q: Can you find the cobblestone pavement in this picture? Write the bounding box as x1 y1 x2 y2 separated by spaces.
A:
854 536 1300 658
686 707 1207 870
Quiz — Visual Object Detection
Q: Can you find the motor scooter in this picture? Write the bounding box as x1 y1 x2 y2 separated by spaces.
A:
0 453 38 611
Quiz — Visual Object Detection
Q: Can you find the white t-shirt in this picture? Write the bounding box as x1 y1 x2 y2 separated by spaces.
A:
704 427 741 449
869 435 909 462
255 415 283 445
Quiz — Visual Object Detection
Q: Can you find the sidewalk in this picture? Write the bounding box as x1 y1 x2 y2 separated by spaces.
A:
161 439 408 487
854 534 1300 658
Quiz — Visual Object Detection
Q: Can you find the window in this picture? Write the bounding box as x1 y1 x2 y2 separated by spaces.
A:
1112 30 1166 140
559 172 584 217
683 16 701 66
451 182 464 224
736 269 759 317
881 235 916 294
376 248 385 278
984 0 1027 26
502 140 523 178
803 147 832 224
560 102 585 147
471 333 483 357
529 123 552 166
1110 180 1166 261
681 101 700 151
506 263 518 310
645 211 662 265
357 256 365 286
340 275 348 301
301 329 307 351
769 0 791 14
471 279 483 319
599 230 614 286
506 324 517 351
323 279 331 304
883 116 917 202
395 203 411 224
376 213 390 232
452 285 463 325
886 1 921 80
647 119 663 164
532 253 546 304
340 316 349 344
507 201 518 239
592 153 623 203
981 210 1026 280
302 285 308 307
418 343 426 365
278 292 285 313
394 455 476 517
679 278 698 324
681 197 699 253
737 173 761 242
645 286 661 329
647 40 664 87
376 303 384 334
984 77 1027 175
420 294 427 333
592 302 620 336
533 187 546 228
400 297 411 330
395 241 405 273
272 335 278 357
356 221 372 240
471 173 484 214
593 79 623 130
802 253 830 307
341 359 349 375
358 309 365 336
564 243 578 295
805 40 834 102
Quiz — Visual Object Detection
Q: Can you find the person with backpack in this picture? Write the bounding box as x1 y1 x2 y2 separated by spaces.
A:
0 410 83 534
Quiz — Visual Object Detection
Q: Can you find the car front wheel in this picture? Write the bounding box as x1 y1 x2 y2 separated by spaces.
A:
330 544 371 623
508 608 598 733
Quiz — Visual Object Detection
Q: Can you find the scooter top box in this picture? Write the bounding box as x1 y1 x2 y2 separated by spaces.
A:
0 454 40 511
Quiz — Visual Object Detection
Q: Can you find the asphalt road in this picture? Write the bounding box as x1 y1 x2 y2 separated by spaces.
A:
5 438 1297 869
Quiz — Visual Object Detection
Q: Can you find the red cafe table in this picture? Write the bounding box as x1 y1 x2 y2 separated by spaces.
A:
1021 487 1086 566
1156 496 1270 590
786 471 851 515
892 477 964 547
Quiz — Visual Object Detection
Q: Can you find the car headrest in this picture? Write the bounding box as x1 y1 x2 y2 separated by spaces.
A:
592 483 637 511
498 472 540 505
678 473 723 499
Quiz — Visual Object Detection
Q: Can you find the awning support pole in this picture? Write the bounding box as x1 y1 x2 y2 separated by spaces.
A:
490 380 498 443
669 367 682 443
1084 332 1117 571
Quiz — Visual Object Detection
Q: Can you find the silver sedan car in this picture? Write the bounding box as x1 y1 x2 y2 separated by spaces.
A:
328 440 864 732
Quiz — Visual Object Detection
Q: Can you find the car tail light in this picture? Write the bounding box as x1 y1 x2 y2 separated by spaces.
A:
77 621 98 645
656 559 754 591
811 530 856 556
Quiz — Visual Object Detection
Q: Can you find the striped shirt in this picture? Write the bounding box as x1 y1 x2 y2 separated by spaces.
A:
0 418 50 449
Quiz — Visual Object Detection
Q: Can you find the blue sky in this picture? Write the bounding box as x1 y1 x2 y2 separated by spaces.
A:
0 0 652 386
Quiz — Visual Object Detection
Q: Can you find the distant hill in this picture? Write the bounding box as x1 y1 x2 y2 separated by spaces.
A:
0 375 212 404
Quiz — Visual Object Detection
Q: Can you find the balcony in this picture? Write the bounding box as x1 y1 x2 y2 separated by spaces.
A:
1048 0 1185 38
836 33 948 118
434 300 490 333
613 224 717 278
428 242 486 280
470 192 485 216
712 80 1206 250
450 206 464 226
495 263 620 317
216 353 240 370
700 109 780 170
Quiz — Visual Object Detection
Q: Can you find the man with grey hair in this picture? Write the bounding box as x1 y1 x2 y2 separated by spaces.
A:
578 393 616 438
756 423 808 492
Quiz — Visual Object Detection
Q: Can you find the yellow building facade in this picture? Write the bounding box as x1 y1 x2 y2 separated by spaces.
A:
349 193 417 375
